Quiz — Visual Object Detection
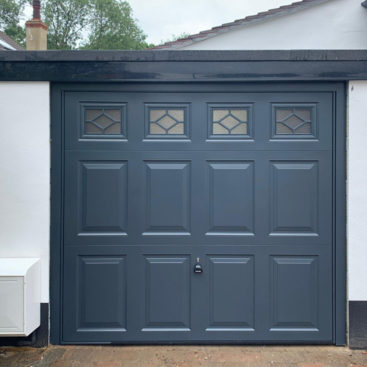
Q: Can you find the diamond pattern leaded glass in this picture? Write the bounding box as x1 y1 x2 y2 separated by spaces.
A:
84 108 122 135
212 108 248 135
149 109 185 135
275 107 313 135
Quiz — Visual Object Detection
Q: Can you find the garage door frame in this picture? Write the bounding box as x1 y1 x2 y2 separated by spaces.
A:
50 81 346 345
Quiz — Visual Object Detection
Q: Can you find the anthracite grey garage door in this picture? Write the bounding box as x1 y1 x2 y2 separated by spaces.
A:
62 86 334 343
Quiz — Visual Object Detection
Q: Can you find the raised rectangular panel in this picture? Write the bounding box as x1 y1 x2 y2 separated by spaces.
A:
207 162 254 235
80 162 128 235
77 257 126 331
270 162 318 235
144 162 190 234
207 257 254 330
0 277 23 333
270 256 319 330
143 256 190 330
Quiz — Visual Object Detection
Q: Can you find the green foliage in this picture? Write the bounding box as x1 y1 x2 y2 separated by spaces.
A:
0 0 23 28
43 0 91 49
160 32 191 45
0 0 26 46
82 0 148 50
0 0 150 50
3 24 25 46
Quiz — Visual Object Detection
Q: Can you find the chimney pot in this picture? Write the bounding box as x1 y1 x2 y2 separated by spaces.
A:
33 0 41 20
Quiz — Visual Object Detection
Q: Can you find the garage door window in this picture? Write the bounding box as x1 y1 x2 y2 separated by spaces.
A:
273 104 316 138
82 104 126 139
146 105 189 139
208 104 252 139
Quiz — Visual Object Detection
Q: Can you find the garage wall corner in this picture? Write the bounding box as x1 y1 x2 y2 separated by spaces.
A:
347 80 367 348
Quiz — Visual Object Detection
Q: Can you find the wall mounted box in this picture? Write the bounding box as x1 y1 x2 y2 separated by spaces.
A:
0 258 41 336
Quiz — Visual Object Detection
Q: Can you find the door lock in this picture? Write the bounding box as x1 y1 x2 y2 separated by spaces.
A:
194 257 203 274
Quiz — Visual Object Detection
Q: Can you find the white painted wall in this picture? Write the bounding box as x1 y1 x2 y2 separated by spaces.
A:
0 82 50 303
178 0 367 50
348 81 367 301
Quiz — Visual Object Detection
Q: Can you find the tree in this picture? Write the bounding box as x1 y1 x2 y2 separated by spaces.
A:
82 0 147 50
43 0 148 50
43 0 91 49
0 0 27 46
0 0 149 50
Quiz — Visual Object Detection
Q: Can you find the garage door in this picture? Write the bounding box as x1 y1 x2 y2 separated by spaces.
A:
61 85 334 343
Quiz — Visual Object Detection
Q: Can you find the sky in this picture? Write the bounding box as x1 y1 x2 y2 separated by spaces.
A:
128 0 293 44
23 0 293 45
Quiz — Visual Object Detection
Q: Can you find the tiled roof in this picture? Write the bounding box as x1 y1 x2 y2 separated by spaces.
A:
0 31 23 50
153 0 331 49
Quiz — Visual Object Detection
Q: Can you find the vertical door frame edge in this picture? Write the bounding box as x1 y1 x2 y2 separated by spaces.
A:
333 82 347 345
50 83 64 345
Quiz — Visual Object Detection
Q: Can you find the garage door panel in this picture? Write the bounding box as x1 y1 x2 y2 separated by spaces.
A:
206 256 254 331
270 161 319 235
143 162 191 234
76 256 127 331
64 152 136 245
262 245 332 340
143 256 191 331
262 151 332 246
80 161 128 234
62 247 131 342
270 256 319 330
207 162 254 235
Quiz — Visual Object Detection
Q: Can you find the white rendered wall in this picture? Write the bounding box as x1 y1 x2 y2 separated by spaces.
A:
348 81 367 301
0 82 50 302
179 0 367 50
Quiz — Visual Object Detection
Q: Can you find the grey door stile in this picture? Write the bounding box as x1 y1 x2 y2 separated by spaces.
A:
60 86 337 343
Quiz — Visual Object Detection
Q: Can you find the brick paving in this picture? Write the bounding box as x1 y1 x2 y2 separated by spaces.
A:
1 345 367 367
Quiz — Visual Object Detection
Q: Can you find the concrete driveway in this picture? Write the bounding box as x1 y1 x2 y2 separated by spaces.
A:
1 345 367 367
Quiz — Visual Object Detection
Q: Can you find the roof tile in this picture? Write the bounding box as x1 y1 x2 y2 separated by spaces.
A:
0 31 23 50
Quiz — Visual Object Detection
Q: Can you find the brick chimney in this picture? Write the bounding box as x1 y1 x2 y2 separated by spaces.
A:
26 0 48 50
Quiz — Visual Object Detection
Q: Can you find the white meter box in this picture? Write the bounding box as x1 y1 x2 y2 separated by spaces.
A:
0 258 41 336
